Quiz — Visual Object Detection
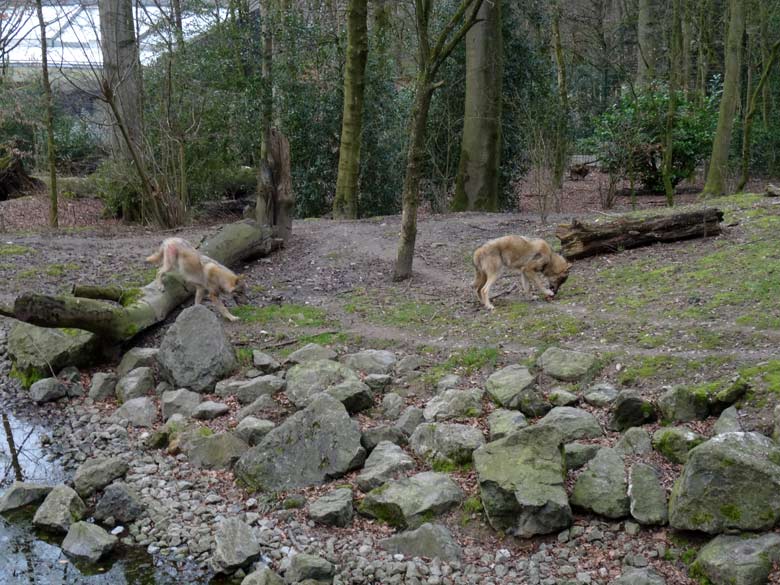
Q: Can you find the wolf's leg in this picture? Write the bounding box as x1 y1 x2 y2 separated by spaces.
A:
194 286 205 305
155 247 176 289
210 292 239 322
481 271 501 311
473 268 487 304
519 272 531 296
525 269 554 298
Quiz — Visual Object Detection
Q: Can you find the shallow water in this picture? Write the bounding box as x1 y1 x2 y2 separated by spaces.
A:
0 410 217 585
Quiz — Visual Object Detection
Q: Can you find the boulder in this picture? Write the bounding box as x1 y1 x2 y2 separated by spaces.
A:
548 388 579 407
287 343 336 364
161 388 202 420
657 386 709 422
242 568 284 585
234 417 275 446
73 457 129 498
395 406 425 437
423 388 483 422
571 448 629 518
356 441 415 492
192 401 230 420
30 378 68 403
364 374 391 391
713 405 742 435
358 472 464 529
436 374 461 393
58 366 81 383
61 521 117 563
117 347 159 378
285 359 360 408
396 355 423 375
487 408 528 440
94 482 144 523
326 379 374 414
88 373 118 401
486 365 549 416
308 488 353 527
158 305 236 393
362 425 407 451
614 427 652 456
409 422 486 466
212 517 262 574
237 395 282 421
115 367 155 402
609 568 666 585
252 350 281 373
538 347 597 382
628 463 668 525
185 432 248 470
379 523 462 562
564 443 600 471
342 349 396 375
583 383 619 407
113 396 158 427
235 394 365 491
473 425 571 537
608 390 656 431
536 407 603 443
381 393 405 419
669 432 780 533
32 485 86 533
693 533 780 585
652 426 705 464
216 375 285 404
285 553 334 584
0 482 53 513
8 323 98 386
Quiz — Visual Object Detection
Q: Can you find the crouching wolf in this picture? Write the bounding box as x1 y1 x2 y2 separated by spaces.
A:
146 237 244 321
472 235 571 310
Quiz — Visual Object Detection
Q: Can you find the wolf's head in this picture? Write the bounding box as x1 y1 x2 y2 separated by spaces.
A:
225 274 245 294
544 253 572 296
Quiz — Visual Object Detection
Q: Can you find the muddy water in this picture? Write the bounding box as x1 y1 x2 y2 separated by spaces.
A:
0 410 214 585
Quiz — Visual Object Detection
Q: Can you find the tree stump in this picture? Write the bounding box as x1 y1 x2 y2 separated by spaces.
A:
0 147 42 201
256 128 295 244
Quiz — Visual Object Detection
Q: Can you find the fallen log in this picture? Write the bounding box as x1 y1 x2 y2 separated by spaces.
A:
3 219 282 343
766 184 780 197
555 208 724 260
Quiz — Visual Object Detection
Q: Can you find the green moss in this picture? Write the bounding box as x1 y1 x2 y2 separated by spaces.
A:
10 364 45 389
422 347 499 386
719 503 741 522
463 496 483 514
738 361 780 394
44 263 79 277
230 303 331 328
431 459 458 473
197 427 214 437
236 347 253 367
119 288 143 307
282 495 305 509
0 244 33 256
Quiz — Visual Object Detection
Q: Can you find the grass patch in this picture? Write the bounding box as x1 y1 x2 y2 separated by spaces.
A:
422 346 499 386
618 355 732 387
738 360 780 394
236 347 254 367
0 244 33 256
231 303 331 328
44 263 79 277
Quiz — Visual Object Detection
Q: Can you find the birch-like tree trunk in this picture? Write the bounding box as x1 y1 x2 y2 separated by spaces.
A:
661 0 682 206
452 0 502 212
35 0 57 228
636 0 661 89
702 0 745 197
332 0 369 219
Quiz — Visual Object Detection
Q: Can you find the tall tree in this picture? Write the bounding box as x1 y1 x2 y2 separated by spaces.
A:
702 0 745 197
256 0 276 226
636 0 661 89
332 0 369 219
550 0 568 188
452 0 502 211
35 0 57 228
394 0 484 281
661 0 683 206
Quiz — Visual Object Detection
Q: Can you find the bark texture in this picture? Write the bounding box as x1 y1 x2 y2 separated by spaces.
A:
35 0 57 228
636 0 662 89
257 129 295 244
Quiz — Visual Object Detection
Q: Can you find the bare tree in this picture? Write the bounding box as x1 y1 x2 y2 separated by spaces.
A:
0 0 34 79
34 0 58 227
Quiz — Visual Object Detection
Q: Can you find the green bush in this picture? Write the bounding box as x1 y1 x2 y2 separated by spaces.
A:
587 86 717 192
90 159 143 221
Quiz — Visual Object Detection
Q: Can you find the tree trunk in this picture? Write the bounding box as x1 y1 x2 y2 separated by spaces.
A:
550 0 567 190
452 0 502 211
256 0 275 226
661 0 682 206
555 208 724 260
332 0 368 219
2 220 282 343
702 0 745 197
636 0 661 89
35 0 57 228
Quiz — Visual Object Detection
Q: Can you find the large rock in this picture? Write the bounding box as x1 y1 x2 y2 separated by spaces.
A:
88 373 118 401
237 395 282 421
395 406 425 437
359 472 464 529
185 432 248 470
285 359 360 408
409 422 485 466
608 390 656 431
117 347 159 378
161 388 202 420
235 417 275 446
212 517 262 574
285 553 334 584
487 408 528 440
652 426 705 463
287 343 336 364
381 393 405 419
61 521 117 563
486 365 548 416
356 441 415 492
73 457 129 498
423 388 483 421
713 405 742 435
252 350 281 373
609 568 666 585
326 379 374 414
628 463 668 525
473 425 571 537
342 349 396 375
94 482 144 523
614 426 653 456
235 394 365 491
8 323 98 386
536 407 603 443
362 425 407 451
564 443 600 471
32 485 86 533
570 448 629 518
657 385 710 422
308 488 353 527
0 482 53 513
216 375 285 404
693 533 780 585
112 396 158 427
548 388 579 407
538 347 597 382
30 378 68 403
158 305 236 393
192 401 230 420
583 383 619 407
379 523 462 562
669 432 780 533
242 568 284 585
115 367 155 402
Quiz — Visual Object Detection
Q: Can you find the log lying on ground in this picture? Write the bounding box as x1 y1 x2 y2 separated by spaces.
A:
766 184 780 197
1 219 282 343
555 208 724 260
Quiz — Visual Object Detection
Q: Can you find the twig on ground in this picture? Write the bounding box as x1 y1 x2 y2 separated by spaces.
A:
489 283 519 301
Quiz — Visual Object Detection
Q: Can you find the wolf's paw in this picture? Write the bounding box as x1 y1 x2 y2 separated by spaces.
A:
544 294 554 302
225 314 239 322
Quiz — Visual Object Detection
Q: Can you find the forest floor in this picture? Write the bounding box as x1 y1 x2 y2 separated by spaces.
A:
2 171 780 584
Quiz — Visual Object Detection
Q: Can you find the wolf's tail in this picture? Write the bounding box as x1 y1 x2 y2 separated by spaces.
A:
146 248 163 265
472 248 487 294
